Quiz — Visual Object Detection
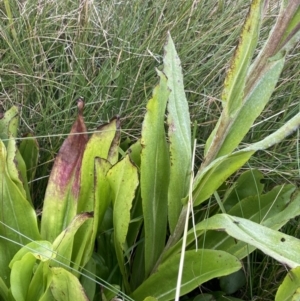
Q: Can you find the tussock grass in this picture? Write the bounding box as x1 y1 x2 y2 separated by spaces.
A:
1 0 299 299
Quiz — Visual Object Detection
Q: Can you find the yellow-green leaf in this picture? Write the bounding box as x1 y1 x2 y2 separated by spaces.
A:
164 33 192 234
107 154 139 290
131 250 241 301
140 70 170 277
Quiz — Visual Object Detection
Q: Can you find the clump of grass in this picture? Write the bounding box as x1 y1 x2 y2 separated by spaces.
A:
0 0 299 298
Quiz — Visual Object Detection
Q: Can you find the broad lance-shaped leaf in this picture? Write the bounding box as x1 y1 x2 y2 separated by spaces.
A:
0 140 40 286
204 55 285 167
204 0 263 162
140 70 170 277
192 150 255 206
131 249 241 301
192 111 300 206
165 187 300 264
195 184 299 260
0 106 33 203
164 33 192 234
51 213 92 269
195 214 300 268
107 155 139 291
41 99 89 242
204 1 300 165
72 118 119 270
11 252 39 301
223 0 263 115
72 158 112 272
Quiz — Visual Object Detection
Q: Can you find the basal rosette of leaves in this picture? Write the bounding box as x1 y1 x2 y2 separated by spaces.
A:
0 1 300 300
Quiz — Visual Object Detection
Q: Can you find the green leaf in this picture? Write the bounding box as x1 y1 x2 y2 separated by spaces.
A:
204 56 285 162
9 241 55 267
0 277 8 301
276 267 300 301
196 184 298 260
9 241 55 301
222 0 262 114
50 267 89 301
6 137 31 203
10 252 37 301
229 184 296 225
131 250 241 301
27 261 53 301
51 213 92 269
223 169 264 211
107 154 139 290
245 111 300 151
214 295 244 301
193 111 300 207
219 269 246 295
107 117 121 165
192 294 215 301
129 229 145 290
163 32 192 234
94 158 112 233
41 101 89 242
72 117 119 269
129 139 142 168
166 186 300 265
204 0 263 159
19 133 39 186
0 140 40 286
80 257 96 301
195 214 300 268
192 150 255 206
217 57 285 158
0 106 18 143
140 70 170 277
72 158 111 269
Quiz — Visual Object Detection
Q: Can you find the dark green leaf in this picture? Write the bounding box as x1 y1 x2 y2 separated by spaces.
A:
131 250 241 301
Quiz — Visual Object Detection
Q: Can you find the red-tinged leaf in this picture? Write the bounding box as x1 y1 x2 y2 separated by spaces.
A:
41 99 89 242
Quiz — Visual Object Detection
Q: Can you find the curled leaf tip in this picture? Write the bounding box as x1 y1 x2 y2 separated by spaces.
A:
76 97 85 114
